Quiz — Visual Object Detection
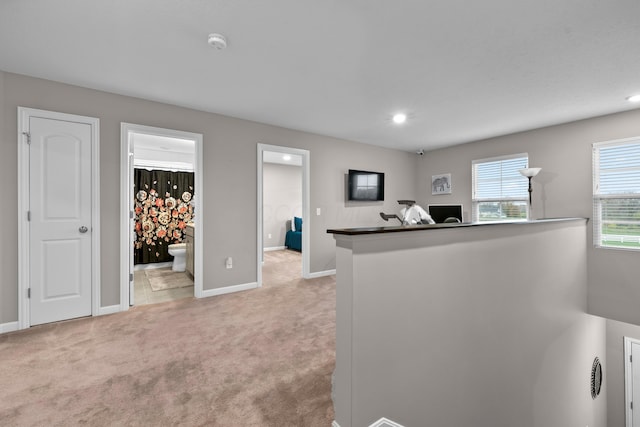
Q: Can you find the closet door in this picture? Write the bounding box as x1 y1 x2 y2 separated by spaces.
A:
28 114 94 326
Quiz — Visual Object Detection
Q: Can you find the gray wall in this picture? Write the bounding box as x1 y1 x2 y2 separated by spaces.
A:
415 108 640 326
263 163 302 248
414 111 640 426
333 220 607 427
606 319 640 427
0 70 416 323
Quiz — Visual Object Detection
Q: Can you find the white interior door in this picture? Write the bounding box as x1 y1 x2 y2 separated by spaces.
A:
632 341 640 427
29 116 93 326
625 337 640 426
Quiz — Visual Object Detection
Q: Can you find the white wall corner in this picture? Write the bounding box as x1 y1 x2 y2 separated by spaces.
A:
0 321 19 334
370 417 406 427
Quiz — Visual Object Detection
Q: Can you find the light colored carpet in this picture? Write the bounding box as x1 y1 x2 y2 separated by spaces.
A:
145 267 194 291
0 250 335 426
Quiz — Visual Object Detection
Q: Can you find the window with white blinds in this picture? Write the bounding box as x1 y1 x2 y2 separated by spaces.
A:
593 138 640 250
472 153 529 222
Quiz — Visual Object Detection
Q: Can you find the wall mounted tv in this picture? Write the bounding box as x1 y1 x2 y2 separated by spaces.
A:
428 204 463 223
348 169 385 201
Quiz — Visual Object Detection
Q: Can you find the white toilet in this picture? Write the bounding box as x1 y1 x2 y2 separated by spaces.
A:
168 243 187 272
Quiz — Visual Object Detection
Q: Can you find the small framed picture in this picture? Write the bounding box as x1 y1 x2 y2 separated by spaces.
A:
432 173 452 195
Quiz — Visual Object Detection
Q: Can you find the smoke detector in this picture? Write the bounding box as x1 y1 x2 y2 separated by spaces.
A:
208 33 227 50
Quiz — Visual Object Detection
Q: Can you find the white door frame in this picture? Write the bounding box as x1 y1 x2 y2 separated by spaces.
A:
625 336 640 426
120 123 204 309
257 143 310 286
17 107 101 330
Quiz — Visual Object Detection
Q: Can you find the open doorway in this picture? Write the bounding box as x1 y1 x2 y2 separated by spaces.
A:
257 144 310 287
263 151 303 280
120 124 203 310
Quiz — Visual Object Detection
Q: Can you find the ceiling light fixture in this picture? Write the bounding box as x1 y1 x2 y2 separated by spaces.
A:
208 33 228 49
392 113 407 124
627 94 640 103
283 154 292 161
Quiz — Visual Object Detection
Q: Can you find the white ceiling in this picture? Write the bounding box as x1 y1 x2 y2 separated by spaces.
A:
1 0 639 152
132 133 195 171
132 133 195 155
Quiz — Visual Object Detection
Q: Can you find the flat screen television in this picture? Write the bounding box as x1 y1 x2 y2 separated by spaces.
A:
347 169 385 201
428 204 463 223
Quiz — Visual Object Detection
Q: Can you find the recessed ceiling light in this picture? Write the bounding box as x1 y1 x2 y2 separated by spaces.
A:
208 33 228 49
392 113 407 124
627 94 640 103
283 154 292 161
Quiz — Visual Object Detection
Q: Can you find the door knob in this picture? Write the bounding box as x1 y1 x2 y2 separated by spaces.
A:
79 226 88 233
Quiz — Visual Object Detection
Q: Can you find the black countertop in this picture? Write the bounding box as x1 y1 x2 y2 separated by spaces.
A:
327 217 587 236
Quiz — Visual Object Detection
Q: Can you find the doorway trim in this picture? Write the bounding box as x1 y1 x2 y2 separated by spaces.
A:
17 107 101 330
257 143 310 286
120 123 204 309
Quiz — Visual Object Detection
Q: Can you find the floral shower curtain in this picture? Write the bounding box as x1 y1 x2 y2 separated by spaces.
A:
134 169 194 265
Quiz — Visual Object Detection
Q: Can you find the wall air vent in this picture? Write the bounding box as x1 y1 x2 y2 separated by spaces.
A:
591 356 603 399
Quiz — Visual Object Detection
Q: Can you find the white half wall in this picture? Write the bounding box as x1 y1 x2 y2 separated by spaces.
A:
332 219 606 427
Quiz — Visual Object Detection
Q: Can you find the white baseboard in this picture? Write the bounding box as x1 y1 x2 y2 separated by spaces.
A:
0 321 19 334
264 246 286 252
333 417 404 427
370 418 405 427
97 305 121 316
307 269 336 279
2 306 121 334
201 281 258 298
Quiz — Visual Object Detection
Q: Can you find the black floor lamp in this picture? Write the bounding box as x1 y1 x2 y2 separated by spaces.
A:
519 167 541 207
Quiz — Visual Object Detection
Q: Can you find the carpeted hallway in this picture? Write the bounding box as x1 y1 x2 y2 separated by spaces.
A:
0 250 336 426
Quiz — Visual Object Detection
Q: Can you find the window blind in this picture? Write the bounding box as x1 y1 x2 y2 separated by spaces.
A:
472 153 529 222
593 138 640 250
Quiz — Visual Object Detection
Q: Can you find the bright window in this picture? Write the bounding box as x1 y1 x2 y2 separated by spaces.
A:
472 153 529 222
593 138 640 250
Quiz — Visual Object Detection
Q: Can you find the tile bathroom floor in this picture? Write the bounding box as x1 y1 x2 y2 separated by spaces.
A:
133 270 194 306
